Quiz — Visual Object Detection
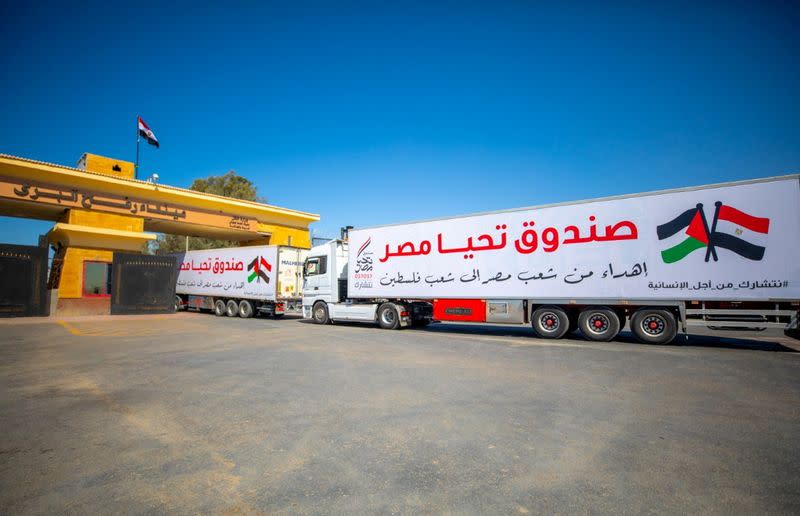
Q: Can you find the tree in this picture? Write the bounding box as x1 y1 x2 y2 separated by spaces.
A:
152 170 263 254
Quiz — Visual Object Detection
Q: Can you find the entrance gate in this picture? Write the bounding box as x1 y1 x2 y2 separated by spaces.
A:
0 243 48 317
110 253 177 315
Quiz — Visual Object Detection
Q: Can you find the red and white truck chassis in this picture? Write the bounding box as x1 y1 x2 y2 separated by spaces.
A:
301 175 800 344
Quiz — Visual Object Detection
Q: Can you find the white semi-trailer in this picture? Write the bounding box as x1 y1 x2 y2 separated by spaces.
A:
175 245 307 318
302 175 800 344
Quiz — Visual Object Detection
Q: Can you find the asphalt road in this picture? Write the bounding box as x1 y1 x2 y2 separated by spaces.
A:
1 313 799 514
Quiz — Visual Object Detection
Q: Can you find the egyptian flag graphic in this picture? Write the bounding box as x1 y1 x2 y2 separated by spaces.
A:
248 256 272 283
710 203 769 261
657 202 769 263
137 116 160 148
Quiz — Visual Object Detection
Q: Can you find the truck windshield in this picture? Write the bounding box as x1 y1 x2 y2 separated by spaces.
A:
304 256 326 276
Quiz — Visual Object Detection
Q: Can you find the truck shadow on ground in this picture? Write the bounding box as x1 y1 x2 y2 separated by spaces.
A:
295 318 797 352
420 323 798 352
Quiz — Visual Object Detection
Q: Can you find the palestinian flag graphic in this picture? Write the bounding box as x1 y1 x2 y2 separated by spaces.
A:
247 256 272 283
657 202 769 264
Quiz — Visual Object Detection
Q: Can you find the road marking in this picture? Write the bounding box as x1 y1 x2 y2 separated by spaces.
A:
56 319 194 337
57 320 82 336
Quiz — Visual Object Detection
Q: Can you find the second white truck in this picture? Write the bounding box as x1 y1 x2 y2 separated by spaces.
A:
302 175 800 344
175 245 307 318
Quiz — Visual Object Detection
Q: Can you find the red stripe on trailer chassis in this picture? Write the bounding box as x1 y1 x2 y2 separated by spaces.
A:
433 299 486 322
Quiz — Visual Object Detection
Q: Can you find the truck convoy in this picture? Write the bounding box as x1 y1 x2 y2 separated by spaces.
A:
174 245 306 318
301 175 800 344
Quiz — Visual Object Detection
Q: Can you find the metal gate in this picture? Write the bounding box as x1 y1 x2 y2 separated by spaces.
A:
0 243 48 317
110 253 177 315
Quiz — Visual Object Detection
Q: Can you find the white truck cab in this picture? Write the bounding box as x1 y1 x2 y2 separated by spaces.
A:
302 239 429 327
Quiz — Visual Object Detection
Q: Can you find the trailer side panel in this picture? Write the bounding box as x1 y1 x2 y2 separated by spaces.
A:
348 177 800 301
175 246 279 301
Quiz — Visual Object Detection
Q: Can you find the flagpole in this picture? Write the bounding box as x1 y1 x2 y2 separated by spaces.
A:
135 116 141 180
704 201 722 262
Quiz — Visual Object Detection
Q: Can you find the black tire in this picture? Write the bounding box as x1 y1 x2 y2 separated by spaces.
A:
226 300 239 317
531 306 570 339
239 300 254 319
631 308 678 344
174 295 183 312
272 313 285 319
578 307 621 342
378 303 400 330
214 300 227 317
414 319 431 327
312 302 330 324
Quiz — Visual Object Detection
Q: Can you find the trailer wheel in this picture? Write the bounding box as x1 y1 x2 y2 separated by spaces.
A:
378 303 400 330
239 300 254 319
631 308 677 345
174 295 184 312
214 300 227 316
312 302 330 324
226 300 239 317
578 307 621 342
531 306 570 339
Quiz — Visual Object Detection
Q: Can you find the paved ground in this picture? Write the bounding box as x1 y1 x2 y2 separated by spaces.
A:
1 313 799 514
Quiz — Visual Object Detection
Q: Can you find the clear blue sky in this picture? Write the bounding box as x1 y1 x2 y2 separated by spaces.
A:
1 1 797 244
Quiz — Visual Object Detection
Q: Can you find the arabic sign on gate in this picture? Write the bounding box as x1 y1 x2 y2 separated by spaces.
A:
348 177 800 300
0 178 258 233
175 246 278 300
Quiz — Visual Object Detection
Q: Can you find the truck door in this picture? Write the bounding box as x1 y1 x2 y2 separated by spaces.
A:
303 253 331 301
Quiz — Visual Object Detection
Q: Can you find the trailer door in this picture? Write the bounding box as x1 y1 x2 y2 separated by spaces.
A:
277 247 307 299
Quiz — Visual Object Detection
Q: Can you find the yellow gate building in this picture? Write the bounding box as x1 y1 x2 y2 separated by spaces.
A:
0 153 319 315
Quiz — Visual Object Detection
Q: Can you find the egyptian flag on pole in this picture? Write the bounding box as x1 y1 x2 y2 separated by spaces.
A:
657 202 769 263
137 116 160 148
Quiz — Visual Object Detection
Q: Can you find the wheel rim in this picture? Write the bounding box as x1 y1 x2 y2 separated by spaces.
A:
587 313 610 334
641 315 665 336
381 309 395 325
539 312 560 332
315 306 325 321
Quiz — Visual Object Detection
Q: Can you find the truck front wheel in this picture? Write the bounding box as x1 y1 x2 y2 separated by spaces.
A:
578 307 621 342
214 300 227 316
378 303 400 330
312 302 330 324
631 308 677 345
531 306 570 339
